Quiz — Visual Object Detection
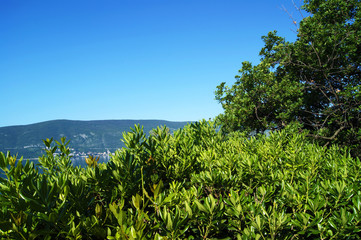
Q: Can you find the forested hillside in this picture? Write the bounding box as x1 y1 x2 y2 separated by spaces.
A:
0 120 189 158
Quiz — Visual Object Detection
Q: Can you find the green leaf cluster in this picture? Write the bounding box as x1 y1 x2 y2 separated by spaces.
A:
1 121 361 239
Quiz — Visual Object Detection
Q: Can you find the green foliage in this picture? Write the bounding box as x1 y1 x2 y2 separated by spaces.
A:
1 121 361 239
215 0 361 157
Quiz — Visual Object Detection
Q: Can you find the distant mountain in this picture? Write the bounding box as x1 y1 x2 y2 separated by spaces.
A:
0 119 190 158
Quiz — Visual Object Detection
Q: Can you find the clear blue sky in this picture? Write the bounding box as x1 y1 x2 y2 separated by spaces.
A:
0 0 304 127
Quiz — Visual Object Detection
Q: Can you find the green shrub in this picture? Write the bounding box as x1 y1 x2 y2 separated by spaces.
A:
0 121 360 239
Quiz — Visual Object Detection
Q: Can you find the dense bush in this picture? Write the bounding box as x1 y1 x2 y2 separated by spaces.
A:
1 121 361 239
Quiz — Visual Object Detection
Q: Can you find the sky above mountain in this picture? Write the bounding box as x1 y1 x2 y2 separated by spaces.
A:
0 0 305 127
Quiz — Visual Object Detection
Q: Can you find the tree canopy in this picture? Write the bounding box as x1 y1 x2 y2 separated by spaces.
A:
215 0 361 156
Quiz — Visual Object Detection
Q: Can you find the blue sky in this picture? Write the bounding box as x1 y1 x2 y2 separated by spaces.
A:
0 0 304 127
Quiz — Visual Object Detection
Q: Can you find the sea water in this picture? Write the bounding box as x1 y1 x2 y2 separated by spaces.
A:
0 155 111 178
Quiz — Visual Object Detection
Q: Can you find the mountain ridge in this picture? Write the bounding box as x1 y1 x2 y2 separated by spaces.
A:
0 119 190 158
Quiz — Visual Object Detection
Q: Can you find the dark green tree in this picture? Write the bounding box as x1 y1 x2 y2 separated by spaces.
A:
215 0 361 156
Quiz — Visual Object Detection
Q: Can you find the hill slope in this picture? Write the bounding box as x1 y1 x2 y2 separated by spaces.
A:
0 119 190 158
